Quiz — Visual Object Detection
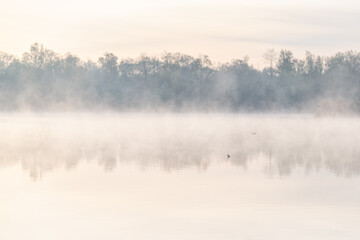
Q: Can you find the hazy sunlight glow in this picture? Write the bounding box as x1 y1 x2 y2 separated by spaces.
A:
1 0 360 65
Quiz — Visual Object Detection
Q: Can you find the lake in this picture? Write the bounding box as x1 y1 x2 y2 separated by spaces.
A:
0 113 359 239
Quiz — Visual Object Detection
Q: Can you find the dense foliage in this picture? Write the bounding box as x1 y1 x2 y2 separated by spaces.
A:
1 43 360 112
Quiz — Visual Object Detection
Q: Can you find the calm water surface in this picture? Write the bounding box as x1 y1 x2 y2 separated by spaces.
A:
0 113 359 240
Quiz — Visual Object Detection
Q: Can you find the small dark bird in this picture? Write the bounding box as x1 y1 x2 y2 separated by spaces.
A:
227 154 230 159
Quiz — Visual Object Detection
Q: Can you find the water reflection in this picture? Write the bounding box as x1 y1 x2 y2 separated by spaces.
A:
0 113 359 179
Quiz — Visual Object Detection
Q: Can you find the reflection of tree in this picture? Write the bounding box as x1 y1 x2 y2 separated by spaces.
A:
1 115 360 180
1 128 360 180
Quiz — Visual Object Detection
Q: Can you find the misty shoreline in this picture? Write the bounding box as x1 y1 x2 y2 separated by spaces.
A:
1 44 360 113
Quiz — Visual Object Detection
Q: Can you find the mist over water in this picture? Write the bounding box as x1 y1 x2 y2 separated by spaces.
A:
1 113 359 179
1 113 360 240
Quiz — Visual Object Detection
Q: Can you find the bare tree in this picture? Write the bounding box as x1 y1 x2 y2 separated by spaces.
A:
263 49 277 69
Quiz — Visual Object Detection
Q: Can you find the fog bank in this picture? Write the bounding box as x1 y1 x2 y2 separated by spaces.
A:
1 44 360 113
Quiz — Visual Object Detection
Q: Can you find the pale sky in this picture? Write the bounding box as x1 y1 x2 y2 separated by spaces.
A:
1 0 360 66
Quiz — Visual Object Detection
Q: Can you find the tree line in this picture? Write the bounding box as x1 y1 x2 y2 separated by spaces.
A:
0 43 359 112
